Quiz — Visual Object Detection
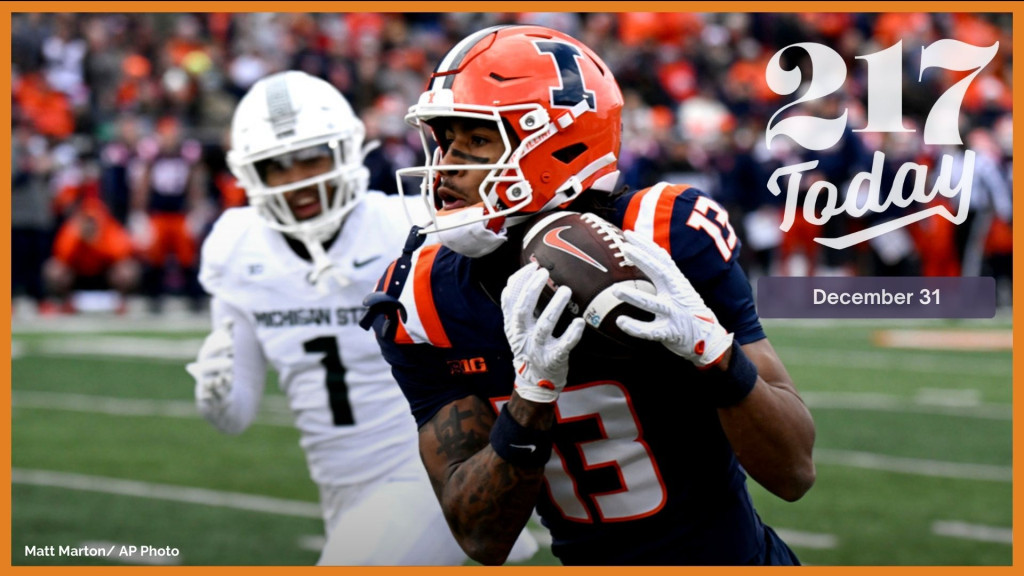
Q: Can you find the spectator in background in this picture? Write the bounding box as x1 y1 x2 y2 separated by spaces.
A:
43 196 140 314
13 71 76 140
987 113 1013 308
360 93 417 195
12 121 56 314
8 12 1015 316
205 127 248 210
129 115 206 313
41 14 88 110
98 112 144 224
956 128 1013 309
81 15 127 132
793 95 873 276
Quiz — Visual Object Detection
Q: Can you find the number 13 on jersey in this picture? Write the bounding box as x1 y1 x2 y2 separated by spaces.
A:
496 382 667 523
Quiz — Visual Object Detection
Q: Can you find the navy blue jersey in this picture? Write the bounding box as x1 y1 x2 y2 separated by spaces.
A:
369 184 774 565
143 149 198 214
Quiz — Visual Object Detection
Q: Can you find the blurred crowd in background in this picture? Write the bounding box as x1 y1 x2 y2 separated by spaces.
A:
11 12 1014 316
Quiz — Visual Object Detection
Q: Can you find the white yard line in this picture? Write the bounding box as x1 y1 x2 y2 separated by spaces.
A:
12 313 211 334
801 392 1011 421
15 388 1010 428
931 521 1012 545
12 391 294 427
33 338 203 361
12 469 322 519
772 529 838 550
15 468 844 556
814 449 1012 482
13 334 1011 378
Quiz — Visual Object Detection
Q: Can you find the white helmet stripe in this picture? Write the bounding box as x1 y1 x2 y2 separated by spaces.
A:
430 25 511 91
264 74 298 139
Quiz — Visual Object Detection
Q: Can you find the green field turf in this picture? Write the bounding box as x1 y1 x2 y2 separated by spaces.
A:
10 315 1012 566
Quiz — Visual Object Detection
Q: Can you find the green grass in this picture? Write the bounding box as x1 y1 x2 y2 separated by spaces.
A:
13 484 323 566
751 468 1012 565
811 408 1011 464
13 407 315 499
10 317 1013 566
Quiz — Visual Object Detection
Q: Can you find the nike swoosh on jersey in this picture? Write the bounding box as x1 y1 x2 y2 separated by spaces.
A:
509 443 537 453
353 255 382 268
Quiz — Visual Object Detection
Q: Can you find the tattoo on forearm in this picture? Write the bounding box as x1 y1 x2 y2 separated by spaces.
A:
428 398 545 553
451 449 545 547
432 402 491 460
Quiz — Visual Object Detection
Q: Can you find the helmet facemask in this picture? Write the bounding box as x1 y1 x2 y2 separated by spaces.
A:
226 70 373 289
234 139 369 246
395 25 624 251
397 100 549 235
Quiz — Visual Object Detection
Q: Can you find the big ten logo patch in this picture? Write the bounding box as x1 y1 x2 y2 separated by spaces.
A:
448 357 488 376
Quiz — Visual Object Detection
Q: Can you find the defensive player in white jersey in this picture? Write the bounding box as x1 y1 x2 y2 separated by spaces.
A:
185 70 537 565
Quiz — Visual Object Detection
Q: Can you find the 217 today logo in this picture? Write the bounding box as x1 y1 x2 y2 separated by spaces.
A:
764 39 999 250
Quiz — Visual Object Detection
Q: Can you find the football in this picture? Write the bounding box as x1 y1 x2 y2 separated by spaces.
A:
519 211 656 351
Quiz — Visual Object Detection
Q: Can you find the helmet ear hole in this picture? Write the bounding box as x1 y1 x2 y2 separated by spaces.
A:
519 109 550 131
553 143 588 164
506 182 532 202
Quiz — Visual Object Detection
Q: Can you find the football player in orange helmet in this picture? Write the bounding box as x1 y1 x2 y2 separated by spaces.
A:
365 25 815 566
397 24 624 256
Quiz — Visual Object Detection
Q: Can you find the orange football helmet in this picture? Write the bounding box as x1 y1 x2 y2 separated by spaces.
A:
397 25 624 233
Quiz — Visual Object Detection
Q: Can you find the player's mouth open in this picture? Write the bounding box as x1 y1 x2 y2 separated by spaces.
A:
290 191 323 220
437 188 467 211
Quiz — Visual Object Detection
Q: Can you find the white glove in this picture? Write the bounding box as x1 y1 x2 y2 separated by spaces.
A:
614 230 733 368
501 263 585 403
186 318 235 407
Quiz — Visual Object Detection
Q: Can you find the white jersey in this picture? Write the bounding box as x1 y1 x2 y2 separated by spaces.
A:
195 192 539 565
198 192 422 488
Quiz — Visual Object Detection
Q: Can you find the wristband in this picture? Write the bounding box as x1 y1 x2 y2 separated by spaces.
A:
489 404 554 468
707 340 759 407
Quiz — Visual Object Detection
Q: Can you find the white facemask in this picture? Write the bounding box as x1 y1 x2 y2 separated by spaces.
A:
434 208 508 257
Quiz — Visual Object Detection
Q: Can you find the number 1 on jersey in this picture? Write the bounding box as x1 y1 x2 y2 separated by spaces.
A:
303 336 355 426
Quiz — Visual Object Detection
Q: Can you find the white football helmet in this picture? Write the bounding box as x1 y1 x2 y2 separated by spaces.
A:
227 70 370 246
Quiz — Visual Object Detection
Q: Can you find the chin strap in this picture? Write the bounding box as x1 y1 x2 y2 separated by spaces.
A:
305 239 351 295
359 225 426 339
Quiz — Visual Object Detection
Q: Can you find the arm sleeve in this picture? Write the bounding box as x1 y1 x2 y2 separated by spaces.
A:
196 296 268 435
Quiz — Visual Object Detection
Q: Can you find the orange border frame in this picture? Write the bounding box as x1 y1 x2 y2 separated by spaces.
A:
2 2 1020 575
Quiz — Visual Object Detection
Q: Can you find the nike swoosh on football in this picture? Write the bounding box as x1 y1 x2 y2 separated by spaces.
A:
542 227 608 272
353 255 382 268
509 443 537 453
